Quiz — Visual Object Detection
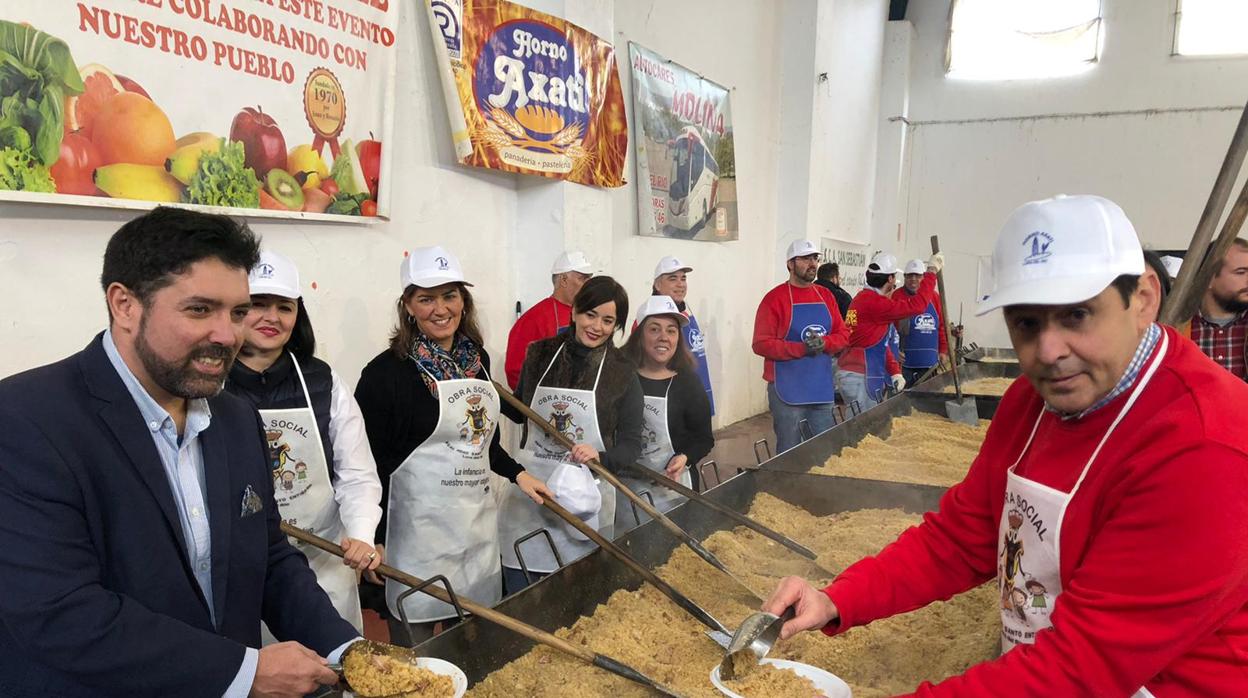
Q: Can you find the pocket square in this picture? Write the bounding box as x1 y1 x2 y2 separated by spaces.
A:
240 484 264 517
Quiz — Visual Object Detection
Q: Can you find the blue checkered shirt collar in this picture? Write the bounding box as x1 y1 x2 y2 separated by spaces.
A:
1047 322 1162 421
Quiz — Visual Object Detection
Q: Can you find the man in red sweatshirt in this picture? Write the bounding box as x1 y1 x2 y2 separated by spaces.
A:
764 194 1248 696
504 250 594 388
837 252 940 412
896 257 949 386
752 240 850 453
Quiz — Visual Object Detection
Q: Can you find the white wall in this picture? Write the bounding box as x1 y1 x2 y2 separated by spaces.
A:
0 0 891 428
873 0 1248 346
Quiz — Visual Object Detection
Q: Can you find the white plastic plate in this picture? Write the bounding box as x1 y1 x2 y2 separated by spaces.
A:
709 658 852 698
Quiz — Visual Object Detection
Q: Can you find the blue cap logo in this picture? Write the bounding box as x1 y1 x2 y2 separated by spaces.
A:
436 256 449 270
257 263 275 278
1022 231 1053 266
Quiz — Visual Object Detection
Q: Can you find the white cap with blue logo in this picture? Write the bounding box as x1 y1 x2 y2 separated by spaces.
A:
786 239 820 261
976 194 1144 316
401 245 472 290
636 295 690 327
248 250 301 299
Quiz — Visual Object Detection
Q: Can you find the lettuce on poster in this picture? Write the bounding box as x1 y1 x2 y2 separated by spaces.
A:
0 3 397 220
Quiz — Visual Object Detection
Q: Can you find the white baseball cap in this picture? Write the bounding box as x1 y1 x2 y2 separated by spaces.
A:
786 240 820 261
976 194 1144 316
903 258 926 275
400 245 472 290
635 295 690 327
1160 255 1183 279
552 250 595 275
653 255 693 279
249 250 301 299
869 252 900 275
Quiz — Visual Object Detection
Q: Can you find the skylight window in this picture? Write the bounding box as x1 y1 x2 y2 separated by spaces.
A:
947 0 1102 80
1175 0 1248 57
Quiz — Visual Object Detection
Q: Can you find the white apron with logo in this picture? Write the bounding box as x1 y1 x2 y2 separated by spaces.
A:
385 365 503 624
997 333 1168 698
261 354 361 632
614 377 690 534
499 346 615 574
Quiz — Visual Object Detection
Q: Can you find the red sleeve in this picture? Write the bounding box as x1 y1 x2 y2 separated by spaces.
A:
505 307 540 389
900 442 1248 697
885 346 900 376
863 273 939 323
935 293 948 355
819 287 850 355
752 289 805 361
822 418 1003 635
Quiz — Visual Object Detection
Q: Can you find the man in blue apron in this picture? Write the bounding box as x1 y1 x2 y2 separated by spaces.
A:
838 252 940 411
651 255 715 415
896 258 948 387
751 240 851 453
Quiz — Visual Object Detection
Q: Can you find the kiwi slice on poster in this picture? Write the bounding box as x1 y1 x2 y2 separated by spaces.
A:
265 168 305 210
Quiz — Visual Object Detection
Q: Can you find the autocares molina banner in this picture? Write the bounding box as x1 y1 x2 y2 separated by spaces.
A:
0 1 398 220
629 42 736 241
426 0 627 187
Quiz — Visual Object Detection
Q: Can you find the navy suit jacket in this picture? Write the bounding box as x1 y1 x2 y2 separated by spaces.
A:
0 335 357 697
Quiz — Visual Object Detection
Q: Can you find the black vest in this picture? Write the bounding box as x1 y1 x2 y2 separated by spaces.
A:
225 352 336 480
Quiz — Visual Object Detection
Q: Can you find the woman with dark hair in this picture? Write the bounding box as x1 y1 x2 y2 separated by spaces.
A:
354 246 551 645
498 275 644 593
615 295 714 533
225 249 384 634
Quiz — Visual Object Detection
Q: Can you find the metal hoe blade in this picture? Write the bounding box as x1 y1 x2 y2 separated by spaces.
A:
944 396 979 426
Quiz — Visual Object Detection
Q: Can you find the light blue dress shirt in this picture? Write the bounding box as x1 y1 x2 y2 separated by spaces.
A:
103 332 359 695
102 331 261 696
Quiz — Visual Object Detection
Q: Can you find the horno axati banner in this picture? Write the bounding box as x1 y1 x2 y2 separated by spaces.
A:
426 0 628 188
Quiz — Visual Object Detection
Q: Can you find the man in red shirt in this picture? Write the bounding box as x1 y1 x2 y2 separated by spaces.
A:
837 252 939 412
503 250 594 388
895 258 949 387
751 240 850 453
764 194 1248 696
1188 238 1248 380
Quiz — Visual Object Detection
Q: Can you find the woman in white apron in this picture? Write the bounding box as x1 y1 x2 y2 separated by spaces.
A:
354 246 551 646
225 250 384 634
615 295 714 534
499 275 645 595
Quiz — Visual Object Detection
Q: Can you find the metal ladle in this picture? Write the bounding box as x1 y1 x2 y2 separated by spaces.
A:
716 607 795 681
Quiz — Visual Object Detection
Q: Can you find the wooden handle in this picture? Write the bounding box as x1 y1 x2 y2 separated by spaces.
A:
280 523 595 663
929 236 962 399
539 495 730 635
1165 96 1248 326
496 381 710 553
495 380 756 596
622 465 821 562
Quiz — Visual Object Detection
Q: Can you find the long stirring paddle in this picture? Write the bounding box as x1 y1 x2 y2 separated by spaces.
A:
494 381 764 601
619 465 832 576
537 495 733 636
280 523 685 697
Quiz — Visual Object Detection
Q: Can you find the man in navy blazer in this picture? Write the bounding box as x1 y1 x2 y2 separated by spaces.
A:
0 208 358 697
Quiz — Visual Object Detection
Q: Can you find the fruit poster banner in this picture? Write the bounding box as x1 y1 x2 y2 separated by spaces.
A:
0 2 397 219
426 0 627 187
629 43 737 241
